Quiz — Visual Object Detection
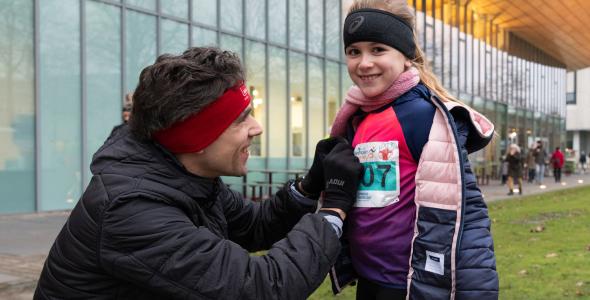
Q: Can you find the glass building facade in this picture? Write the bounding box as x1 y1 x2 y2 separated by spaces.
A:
0 0 566 213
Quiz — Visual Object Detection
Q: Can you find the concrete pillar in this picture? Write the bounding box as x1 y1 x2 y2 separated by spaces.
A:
573 130 581 157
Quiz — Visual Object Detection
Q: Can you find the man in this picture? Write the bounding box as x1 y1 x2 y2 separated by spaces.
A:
533 140 548 185
34 47 362 299
109 93 133 136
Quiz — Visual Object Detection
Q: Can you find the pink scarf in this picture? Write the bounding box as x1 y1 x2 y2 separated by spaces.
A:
330 67 420 137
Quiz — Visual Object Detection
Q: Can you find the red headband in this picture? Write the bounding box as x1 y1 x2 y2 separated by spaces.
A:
153 82 251 154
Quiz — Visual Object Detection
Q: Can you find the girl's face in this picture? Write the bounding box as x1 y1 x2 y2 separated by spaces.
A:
346 42 411 98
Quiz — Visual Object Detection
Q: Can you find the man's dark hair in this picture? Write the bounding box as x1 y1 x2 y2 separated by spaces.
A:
129 47 244 140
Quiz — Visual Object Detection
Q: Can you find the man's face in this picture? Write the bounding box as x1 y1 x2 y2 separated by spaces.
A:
192 107 262 177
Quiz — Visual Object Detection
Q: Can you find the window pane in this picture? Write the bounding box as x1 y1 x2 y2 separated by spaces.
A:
308 0 323 54
192 26 217 46
192 27 217 47
308 56 324 159
268 46 287 161
245 0 265 39
245 41 266 157
268 0 286 45
161 19 188 55
425 14 434 68
416 11 424 50
193 0 216 27
289 52 305 161
161 0 188 19
220 34 242 60
325 0 340 59
326 61 339 131
289 0 305 50
86 2 122 186
126 0 156 11
126 11 156 92
220 0 242 33
39 0 81 211
341 63 353 107
433 18 443 78
0 0 35 213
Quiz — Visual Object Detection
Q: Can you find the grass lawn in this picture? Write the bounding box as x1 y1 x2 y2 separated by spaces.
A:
308 185 590 299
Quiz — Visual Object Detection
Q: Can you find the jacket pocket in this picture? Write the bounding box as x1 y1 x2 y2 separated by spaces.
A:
409 206 456 298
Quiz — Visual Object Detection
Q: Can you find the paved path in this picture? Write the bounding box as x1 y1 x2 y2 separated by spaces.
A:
478 172 590 202
1 173 589 298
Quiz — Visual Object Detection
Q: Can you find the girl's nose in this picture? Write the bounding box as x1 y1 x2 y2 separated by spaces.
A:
358 54 374 69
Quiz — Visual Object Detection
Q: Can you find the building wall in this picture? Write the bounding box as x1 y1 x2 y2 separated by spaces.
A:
0 0 567 213
566 68 590 130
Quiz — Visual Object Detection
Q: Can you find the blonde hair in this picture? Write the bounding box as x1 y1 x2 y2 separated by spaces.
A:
348 0 459 104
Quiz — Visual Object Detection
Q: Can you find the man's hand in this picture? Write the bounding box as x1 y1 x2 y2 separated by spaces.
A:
320 143 362 219
298 137 348 197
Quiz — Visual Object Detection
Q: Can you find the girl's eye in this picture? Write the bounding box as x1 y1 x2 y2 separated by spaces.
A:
346 48 360 56
372 47 386 53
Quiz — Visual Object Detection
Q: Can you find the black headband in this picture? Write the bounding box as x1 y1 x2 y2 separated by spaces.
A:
343 8 416 59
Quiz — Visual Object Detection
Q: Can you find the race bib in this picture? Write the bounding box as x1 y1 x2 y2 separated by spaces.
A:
353 141 400 208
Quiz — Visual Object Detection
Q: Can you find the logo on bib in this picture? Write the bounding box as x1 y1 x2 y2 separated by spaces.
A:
353 141 401 208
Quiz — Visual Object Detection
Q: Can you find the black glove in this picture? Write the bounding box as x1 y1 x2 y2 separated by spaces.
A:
299 136 348 197
322 142 362 214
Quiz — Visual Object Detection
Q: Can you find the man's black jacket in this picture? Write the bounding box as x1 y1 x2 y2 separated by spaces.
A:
34 126 340 299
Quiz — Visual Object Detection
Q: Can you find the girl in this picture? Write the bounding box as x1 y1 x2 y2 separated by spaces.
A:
329 1 499 299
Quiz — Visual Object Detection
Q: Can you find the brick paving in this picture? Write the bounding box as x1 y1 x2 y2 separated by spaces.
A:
0 254 45 299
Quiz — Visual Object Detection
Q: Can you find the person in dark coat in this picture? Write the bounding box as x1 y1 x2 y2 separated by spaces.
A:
580 151 587 173
34 47 363 300
505 144 523 195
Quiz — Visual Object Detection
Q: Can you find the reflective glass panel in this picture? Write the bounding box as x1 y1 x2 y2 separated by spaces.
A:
220 0 242 33
289 0 305 50
0 0 35 213
308 0 323 55
326 61 339 132
126 0 156 11
193 0 216 27
341 62 353 107
220 34 242 60
268 0 286 45
289 52 305 158
161 19 189 55
85 2 122 186
126 11 156 92
192 26 217 46
39 0 81 211
268 46 287 159
245 41 266 157
325 0 340 59
161 0 188 19
246 0 265 39
308 56 324 158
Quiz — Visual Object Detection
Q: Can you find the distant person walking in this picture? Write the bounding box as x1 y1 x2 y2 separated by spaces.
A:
550 147 565 183
525 144 537 183
580 151 587 173
500 155 509 185
505 144 523 195
533 140 548 185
